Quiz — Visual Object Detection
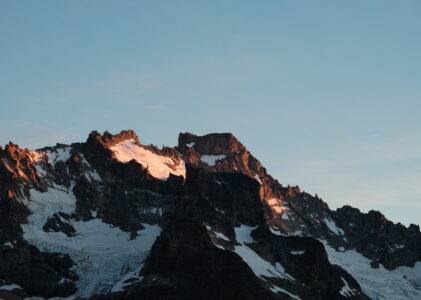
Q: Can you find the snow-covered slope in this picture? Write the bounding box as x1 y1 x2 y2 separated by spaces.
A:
110 139 186 180
322 240 421 300
20 162 161 298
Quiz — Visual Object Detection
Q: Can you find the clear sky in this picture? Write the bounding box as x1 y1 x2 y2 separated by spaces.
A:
1 0 420 226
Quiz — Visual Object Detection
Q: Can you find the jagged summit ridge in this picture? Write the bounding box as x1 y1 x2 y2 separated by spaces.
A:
178 132 247 155
87 129 141 147
0 129 420 300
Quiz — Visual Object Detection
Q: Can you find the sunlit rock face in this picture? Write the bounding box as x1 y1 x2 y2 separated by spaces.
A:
0 129 420 300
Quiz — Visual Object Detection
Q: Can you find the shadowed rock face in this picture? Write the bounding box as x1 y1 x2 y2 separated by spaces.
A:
0 246 78 298
136 217 282 300
0 129 419 300
178 132 421 271
178 132 265 179
88 130 141 148
334 206 421 270
178 132 246 155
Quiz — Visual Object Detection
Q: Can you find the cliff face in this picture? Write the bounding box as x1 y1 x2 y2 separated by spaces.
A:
0 130 419 300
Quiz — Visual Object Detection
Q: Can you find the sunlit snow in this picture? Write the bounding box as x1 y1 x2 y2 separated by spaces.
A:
267 198 289 215
110 139 186 180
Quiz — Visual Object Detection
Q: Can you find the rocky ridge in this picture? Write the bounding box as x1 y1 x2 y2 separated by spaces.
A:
0 130 419 300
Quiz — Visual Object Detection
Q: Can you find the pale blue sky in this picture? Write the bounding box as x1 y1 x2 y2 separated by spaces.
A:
1 1 420 226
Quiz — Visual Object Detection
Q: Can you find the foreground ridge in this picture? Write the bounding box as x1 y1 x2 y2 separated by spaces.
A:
0 129 419 300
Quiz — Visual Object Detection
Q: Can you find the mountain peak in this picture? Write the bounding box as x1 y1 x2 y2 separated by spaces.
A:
87 129 141 147
0 129 420 300
178 132 246 155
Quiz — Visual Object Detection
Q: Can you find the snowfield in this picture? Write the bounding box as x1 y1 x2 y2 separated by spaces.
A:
110 139 186 180
322 240 421 300
21 186 161 298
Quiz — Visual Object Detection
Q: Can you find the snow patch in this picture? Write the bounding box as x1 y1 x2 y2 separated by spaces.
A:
234 225 257 243
270 285 301 300
110 139 186 180
0 283 22 291
288 230 303 236
267 198 288 215
200 154 226 166
185 142 195 147
233 225 295 281
290 250 305 255
206 226 230 241
281 213 289 220
79 153 102 183
340 277 356 297
29 150 45 163
269 227 286 236
47 147 72 164
234 245 289 278
323 217 344 235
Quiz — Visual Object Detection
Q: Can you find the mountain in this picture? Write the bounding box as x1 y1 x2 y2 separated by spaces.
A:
0 129 420 300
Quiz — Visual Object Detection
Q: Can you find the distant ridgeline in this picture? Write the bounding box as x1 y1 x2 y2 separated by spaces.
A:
0 129 420 300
